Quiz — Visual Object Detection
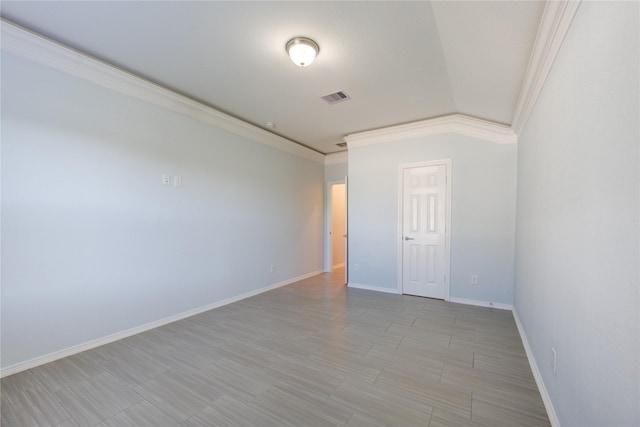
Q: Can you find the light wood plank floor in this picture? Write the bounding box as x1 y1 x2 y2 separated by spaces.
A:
1 269 550 426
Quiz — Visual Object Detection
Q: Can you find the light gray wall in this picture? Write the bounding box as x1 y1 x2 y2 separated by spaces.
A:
325 161 347 183
348 134 517 304
514 2 639 425
1 53 324 369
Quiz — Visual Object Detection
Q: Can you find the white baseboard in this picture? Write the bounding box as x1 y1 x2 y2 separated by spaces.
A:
512 309 560 427
347 282 401 294
0 270 322 378
332 263 345 269
448 297 513 311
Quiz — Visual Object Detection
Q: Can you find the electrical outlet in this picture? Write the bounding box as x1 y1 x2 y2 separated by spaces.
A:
551 347 557 374
270 264 275 273
174 175 182 187
162 174 171 186
471 274 479 285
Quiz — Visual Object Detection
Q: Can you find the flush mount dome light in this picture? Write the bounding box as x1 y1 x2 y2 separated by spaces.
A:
286 37 319 67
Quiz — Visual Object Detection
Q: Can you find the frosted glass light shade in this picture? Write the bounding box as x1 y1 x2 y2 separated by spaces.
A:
286 37 319 67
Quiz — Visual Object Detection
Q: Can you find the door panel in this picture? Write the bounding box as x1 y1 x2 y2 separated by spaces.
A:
402 164 448 299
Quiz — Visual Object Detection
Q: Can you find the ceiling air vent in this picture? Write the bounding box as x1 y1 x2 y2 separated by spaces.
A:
336 142 347 148
321 91 351 105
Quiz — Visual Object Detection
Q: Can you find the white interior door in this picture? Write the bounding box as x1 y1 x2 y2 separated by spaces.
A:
402 163 449 299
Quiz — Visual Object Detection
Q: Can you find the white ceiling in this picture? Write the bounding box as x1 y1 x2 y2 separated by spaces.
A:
1 1 545 154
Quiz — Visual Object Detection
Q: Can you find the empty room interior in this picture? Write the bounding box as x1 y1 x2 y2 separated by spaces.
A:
1 1 638 426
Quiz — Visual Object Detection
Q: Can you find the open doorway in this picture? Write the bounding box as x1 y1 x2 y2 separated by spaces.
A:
326 180 347 284
330 183 346 270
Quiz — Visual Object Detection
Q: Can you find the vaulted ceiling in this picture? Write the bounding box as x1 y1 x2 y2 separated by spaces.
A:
1 1 545 154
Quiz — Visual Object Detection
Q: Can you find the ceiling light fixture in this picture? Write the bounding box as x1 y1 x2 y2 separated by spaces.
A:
286 37 319 67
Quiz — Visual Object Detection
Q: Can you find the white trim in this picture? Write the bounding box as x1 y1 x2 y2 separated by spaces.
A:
0 270 321 378
511 0 581 135
0 19 324 165
397 160 452 300
332 263 345 270
325 151 348 165
344 176 349 285
345 114 517 148
448 297 513 311
513 309 561 427
347 282 402 294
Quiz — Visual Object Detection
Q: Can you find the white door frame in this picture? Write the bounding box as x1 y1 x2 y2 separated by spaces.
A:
325 179 347 273
397 160 452 300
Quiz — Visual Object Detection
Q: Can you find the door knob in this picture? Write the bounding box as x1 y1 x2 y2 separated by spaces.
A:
404 237 415 241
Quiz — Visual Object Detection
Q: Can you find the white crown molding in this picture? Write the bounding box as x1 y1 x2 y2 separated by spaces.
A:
0 19 325 165
344 114 517 148
324 151 348 165
511 0 581 135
